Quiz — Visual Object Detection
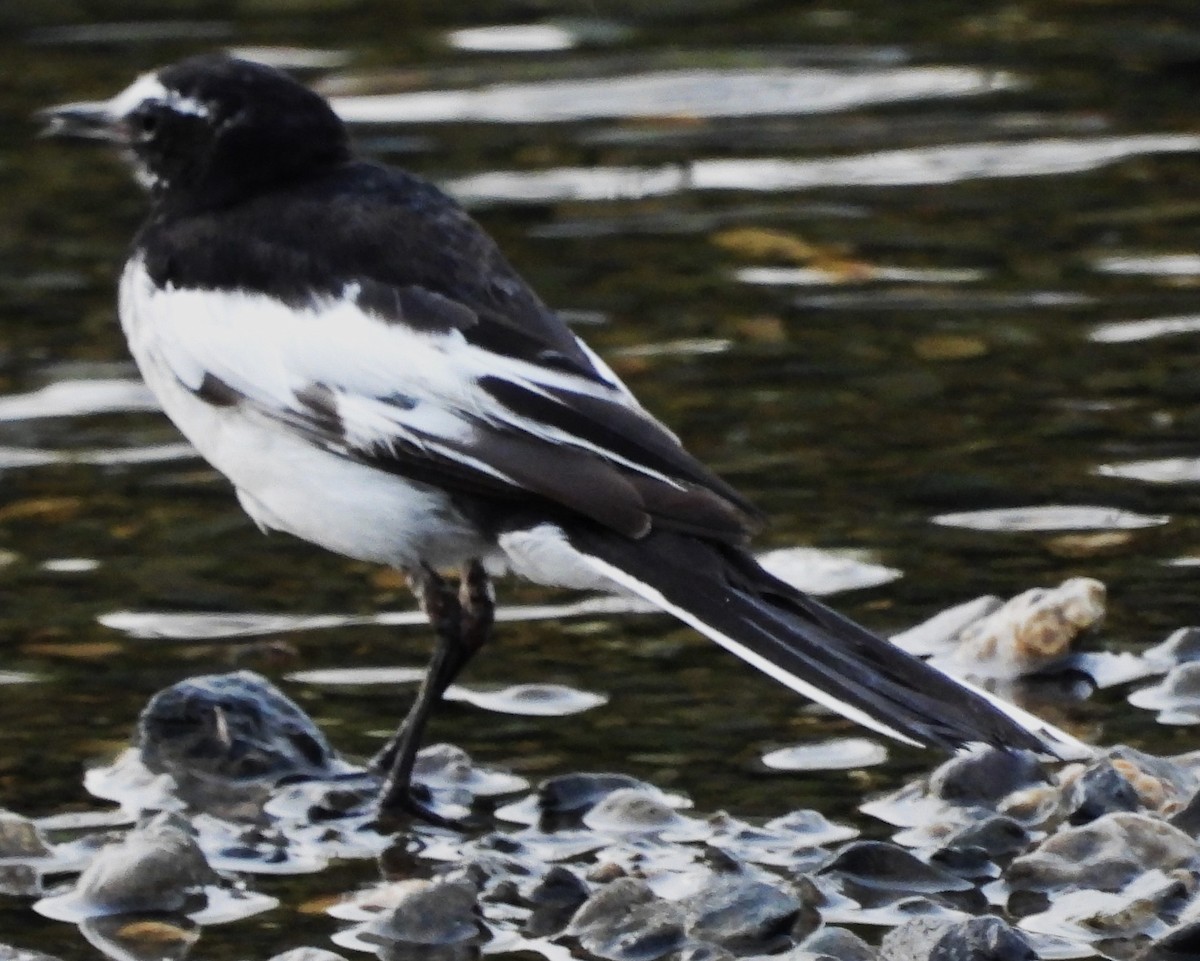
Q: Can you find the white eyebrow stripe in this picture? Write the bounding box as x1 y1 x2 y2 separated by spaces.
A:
107 72 209 119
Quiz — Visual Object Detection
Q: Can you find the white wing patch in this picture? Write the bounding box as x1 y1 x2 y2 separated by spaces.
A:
121 255 678 492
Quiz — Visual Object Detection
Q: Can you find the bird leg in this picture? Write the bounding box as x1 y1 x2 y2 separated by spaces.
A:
373 560 494 825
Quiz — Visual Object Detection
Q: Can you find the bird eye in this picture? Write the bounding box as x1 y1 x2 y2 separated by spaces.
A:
133 109 159 137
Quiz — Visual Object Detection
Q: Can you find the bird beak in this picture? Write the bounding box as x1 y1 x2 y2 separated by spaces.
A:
36 101 129 144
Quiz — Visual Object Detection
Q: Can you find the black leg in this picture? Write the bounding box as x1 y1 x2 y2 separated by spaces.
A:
373 561 494 826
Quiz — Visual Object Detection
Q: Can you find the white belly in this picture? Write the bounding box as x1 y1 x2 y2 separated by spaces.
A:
118 271 492 571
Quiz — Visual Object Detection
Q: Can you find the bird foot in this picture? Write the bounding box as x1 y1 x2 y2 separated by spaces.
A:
372 780 471 831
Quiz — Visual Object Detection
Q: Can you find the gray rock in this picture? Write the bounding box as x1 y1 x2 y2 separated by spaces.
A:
138 670 338 789
823 841 974 893
881 916 1034 961
567 877 686 961
1065 761 1141 824
362 878 485 946
523 865 589 937
1007 811 1199 893
0 811 50 859
683 871 804 951
74 816 215 915
939 815 1031 860
929 750 1046 807
798 926 878 961
537 773 647 814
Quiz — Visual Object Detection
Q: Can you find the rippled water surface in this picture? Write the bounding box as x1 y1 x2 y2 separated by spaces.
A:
4 1 1200 958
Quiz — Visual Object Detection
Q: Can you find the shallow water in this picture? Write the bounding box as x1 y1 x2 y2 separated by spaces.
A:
3 1 1200 958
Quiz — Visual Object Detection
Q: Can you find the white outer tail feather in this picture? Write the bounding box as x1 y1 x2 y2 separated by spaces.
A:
546 529 1095 762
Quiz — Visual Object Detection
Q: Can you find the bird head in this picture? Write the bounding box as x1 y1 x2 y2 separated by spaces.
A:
39 54 350 206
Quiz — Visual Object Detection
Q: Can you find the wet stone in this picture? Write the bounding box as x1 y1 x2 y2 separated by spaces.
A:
1037 869 1190 943
929 749 1047 808
823 841 975 894
1006 811 1200 893
940 578 1104 678
537 773 650 815
583 788 692 835
1144 626 1200 667
567 877 687 961
0 863 40 898
412 743 528 797
58 816 215 916
1064 760 1142 824
880 916 1035 961
522 865 589 937
682 871 805 952
675 944 735 961
138 670 341 810
0 810 51 858
1104 745 1194 812
798 926 878 960
937 816 1031 862
1169 787 1200 835
1129 662 1200 724
360 878 486 947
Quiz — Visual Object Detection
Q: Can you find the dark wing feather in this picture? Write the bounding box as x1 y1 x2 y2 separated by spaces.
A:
140 159 759 542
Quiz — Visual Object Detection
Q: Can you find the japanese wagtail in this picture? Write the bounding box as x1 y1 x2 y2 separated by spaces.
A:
41 54 1087 824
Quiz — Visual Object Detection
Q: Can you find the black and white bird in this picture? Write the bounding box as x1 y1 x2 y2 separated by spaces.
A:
41 54 1087 822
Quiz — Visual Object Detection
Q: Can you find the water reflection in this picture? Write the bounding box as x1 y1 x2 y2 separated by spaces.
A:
0 379 157 421
1089 314 1200 343
931 505 1170 532
330 65 1015 124
446 135 1200 204
445 24 583 53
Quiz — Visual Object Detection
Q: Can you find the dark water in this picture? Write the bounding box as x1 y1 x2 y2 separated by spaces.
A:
3 1 1200 957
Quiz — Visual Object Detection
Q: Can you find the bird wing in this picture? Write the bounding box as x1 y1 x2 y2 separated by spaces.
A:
124 234 756 542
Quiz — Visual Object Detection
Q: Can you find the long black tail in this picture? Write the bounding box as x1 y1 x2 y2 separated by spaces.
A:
563 526 1089 760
